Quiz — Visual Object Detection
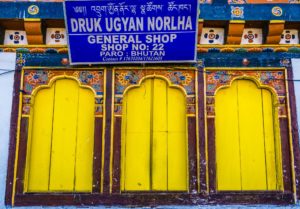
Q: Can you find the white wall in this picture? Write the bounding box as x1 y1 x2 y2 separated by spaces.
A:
292 59 300 140
0 52 16 208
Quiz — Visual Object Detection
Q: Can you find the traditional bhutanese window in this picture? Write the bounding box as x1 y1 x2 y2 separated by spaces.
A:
215 79 283 191
121 78 188 191
24 78 95 192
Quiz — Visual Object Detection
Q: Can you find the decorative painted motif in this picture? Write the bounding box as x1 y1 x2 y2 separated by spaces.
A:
16 53 26 67
187 105 196 115
206 70 287 117
73 71 104 95
207 105 215 117
200 28 225 45
206 70 286 96
95 105 103 116
228 0 247 3
22 105 31 115
280 59 292 67
114 69 196 115
95 97 104 104
241 28 263 44
198 60 205 68
231 6 244 19
115 69 196 96
279 105 287 116
28 5 39 15
46 28 67 45
198 46 300 53
22 96 31 115
4 30 28 45
199 0 212 3
22 70 104 116
114 105 123 115
23 70 104 96
280 30 299 45
228 0 300 4
272 6 283 17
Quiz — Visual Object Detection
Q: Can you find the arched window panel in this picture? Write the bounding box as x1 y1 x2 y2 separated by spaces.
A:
15 69 105 196
215 79 283 191
206 69 293 196
121 78 188 191
112 68 198 194
25 79 95 192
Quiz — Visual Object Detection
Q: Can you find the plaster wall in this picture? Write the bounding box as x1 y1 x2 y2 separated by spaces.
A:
0 52 16 208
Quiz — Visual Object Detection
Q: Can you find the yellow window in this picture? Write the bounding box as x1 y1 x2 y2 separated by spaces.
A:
121 78 188 192
25 79 95 192
215 79 283 191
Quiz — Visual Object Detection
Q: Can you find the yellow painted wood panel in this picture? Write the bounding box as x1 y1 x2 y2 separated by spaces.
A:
216 79 283 191
215 81 242 190
121 78 188 192
152 79 168 191
167 87 187 191
74 88 94 192
238 80 267 190
123 80 152 191
26 85 55 192
121 94 127 191
49 79 79 191
261 89 280 190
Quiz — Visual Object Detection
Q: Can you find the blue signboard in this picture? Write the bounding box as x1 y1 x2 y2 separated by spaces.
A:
64 0 199 64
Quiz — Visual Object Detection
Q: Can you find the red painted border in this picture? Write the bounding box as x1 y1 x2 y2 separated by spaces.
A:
102 69 113 193
112 117 122 193
280 118 293 192
13 192 294 206
188 117 198 193
286 67 300 198
15 118 29 194
207 118 216 193
197 67 208 193
93 118 103 193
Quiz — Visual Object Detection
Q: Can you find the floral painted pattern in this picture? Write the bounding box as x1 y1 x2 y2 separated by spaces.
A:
73 71 104 95
24 71 54 94
206 70 286 96
23 70 104 96
114 69 196 116
115 69 196 96
22 69 104 116
206 70 288 117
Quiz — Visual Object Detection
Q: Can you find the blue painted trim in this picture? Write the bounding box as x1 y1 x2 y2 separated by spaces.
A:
19 52 300 68
0 2 299 21
0 2 64 19
22 53 68 67
200 4 300 21
198 52 300 67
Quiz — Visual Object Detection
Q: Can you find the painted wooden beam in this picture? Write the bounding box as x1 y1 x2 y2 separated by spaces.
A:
199 4 300 21
266 20 285 44
0 2 64 19
197 19 204 44
226 20 245 44
24 19 43 45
